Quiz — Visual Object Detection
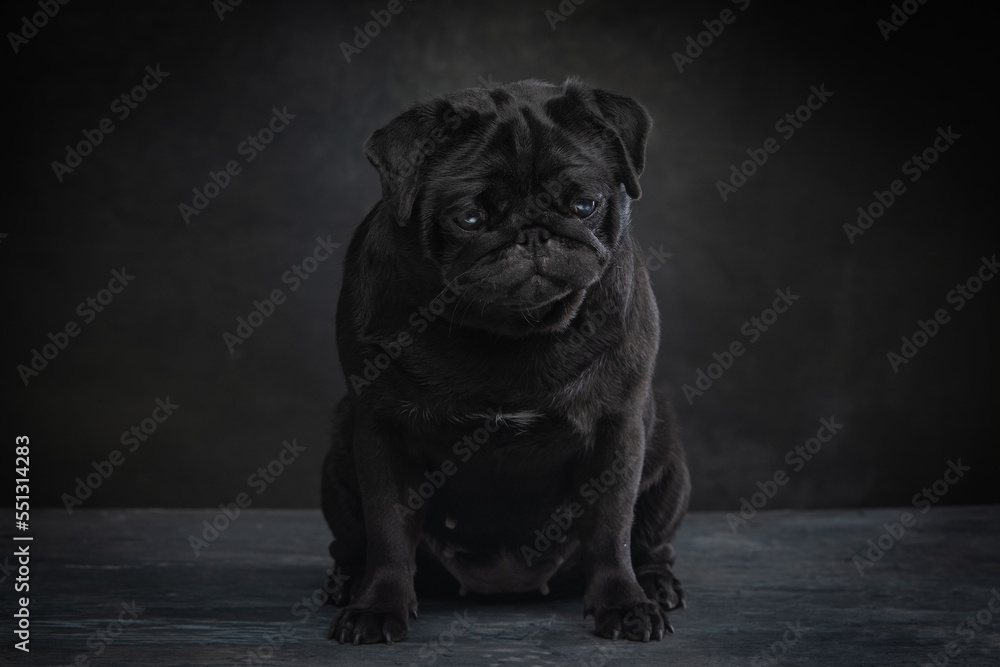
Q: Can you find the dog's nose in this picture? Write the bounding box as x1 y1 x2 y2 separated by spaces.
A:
515 226 551 247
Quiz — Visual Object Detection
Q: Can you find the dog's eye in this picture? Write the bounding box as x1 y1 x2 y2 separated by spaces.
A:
456 209 487 231
570 199 597 218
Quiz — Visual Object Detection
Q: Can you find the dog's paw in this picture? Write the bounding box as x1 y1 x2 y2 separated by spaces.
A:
329 606 412 645
589 598 671 642
323 569 354 607
637 568 686 612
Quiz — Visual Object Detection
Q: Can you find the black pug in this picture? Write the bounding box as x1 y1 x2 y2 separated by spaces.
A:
321 78 690 645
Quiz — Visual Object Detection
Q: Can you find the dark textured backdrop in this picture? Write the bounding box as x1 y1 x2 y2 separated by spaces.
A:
5 0 996 513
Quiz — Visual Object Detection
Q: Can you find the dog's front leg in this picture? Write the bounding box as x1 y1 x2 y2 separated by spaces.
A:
330 417 424 645
578 412 668 642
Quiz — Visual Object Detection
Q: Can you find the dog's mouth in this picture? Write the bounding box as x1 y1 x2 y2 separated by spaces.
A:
500 280 587 331
534 289 587 330
505 274 573 307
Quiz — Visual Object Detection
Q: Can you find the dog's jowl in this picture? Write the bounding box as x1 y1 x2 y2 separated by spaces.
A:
321 78 690 644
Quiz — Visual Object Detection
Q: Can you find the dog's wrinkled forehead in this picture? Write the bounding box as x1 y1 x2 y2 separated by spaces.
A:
364 78 651 225
433 92 589 196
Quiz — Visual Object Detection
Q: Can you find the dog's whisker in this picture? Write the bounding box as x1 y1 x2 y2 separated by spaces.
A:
434 268 476 304
449 286 479 335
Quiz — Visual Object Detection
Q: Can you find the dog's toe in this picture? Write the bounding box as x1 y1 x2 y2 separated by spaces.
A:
594 599 668 642
331 607 408 645
638 569 686 612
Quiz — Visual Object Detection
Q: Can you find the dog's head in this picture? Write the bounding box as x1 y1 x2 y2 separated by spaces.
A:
364 78 651 336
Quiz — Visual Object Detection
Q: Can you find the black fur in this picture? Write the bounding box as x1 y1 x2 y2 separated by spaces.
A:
322 78 690 645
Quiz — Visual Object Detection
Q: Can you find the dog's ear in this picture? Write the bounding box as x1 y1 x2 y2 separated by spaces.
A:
363 107 424 226
364 103 457 226
590 88 652 200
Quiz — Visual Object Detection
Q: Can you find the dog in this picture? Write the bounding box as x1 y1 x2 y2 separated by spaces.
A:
321 78 690 645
